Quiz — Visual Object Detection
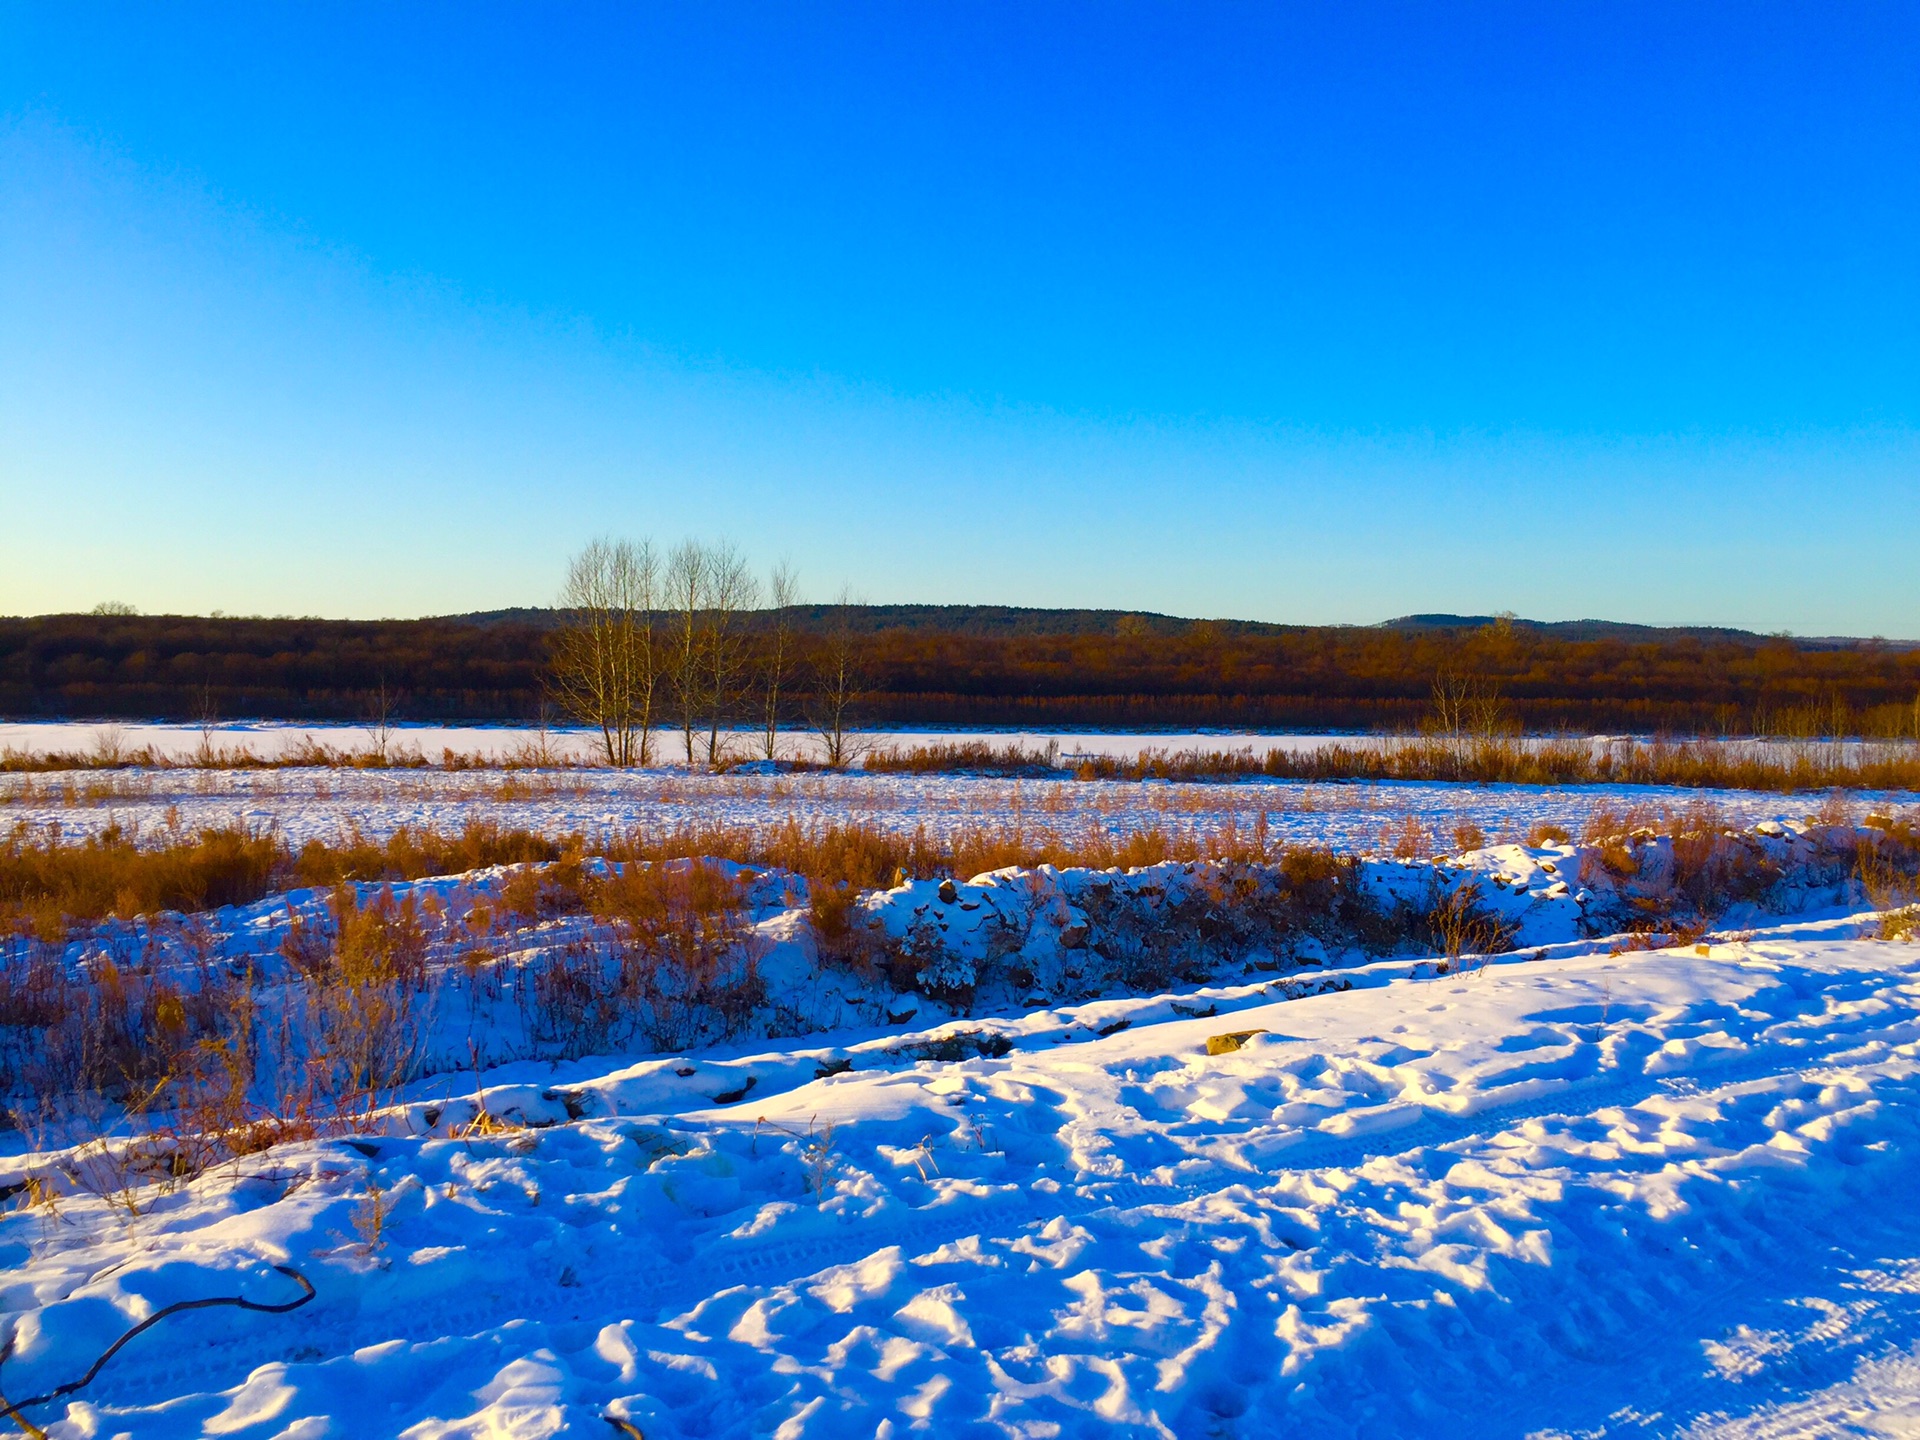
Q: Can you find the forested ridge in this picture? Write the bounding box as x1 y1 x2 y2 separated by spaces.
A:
2 610 1917 735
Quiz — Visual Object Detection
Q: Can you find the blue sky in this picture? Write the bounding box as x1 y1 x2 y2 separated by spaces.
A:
2 3 1916 630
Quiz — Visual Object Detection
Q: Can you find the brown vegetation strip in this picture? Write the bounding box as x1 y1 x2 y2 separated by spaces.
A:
0 815 1319 931
8 732 1920 794
869 735 1920 792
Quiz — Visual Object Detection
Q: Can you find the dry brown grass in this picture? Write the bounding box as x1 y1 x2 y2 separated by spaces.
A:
595 861 764 1047
1575 799 1837 936
0 934 237 1122
1426 880 1521 969
0 813 1284 949
0 819 569 934
1384 815 1432 860
866 740 1061 776
1857 818 1920 939
0 738 427 774
3 881 442 1196
1066 735 1920 793
0 732 601 776
1451 821 1487 851
516 858 765 1054
594 813 1285 895
0 821 279 930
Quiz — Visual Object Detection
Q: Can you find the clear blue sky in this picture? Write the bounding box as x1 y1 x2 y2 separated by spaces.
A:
3 3 1916 631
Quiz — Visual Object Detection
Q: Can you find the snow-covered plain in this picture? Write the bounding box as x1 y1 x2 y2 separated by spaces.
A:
6 910 1920 1438
0 762 1892 856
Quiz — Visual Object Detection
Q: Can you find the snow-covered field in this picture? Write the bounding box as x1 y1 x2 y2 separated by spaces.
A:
0 762 1891 855
6 908 1920 1437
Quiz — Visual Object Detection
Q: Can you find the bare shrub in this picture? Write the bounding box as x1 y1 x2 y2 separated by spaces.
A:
1582 804 1660 844
518 859 766 1056
163 1009 316 1165
1076 883 1200 994
1666 802 1779 918
362 681 401 766
801 1120 837 1196
0 921 248 1126
1070 849 1400 995
594 860 765 1048
521 939 624 1058
502 708 569 769
807 879 891 978
280 886 432 1117
1426 880 1520 968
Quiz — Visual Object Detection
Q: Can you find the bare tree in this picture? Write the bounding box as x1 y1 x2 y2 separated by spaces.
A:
1426 668 1511 757
193 678 221 768
665 540 710 765
1427 670 1471 742
365 677 400 765
550 538 659 766
812 586 869 769
701 542 760 766
759 559 800 760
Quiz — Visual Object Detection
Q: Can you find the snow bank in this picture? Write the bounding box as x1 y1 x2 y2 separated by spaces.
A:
5 910 1920 1435
5 815 1886 1102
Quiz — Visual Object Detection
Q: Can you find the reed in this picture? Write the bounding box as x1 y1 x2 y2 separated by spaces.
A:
1069 735 1920 792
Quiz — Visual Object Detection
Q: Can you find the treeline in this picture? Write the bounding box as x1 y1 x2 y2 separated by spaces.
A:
4 603 1920 737
0 613 542 721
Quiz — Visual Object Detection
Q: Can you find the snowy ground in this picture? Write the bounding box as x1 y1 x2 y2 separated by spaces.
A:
6 909 1920 1437
0 762 1891 855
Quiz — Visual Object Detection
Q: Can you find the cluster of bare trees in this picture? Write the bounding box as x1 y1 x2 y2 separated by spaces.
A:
550 538 857 768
